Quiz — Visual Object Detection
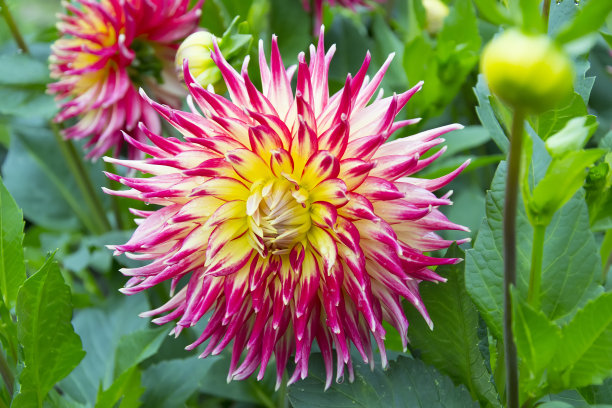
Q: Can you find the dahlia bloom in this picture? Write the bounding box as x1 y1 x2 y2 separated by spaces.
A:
302 0 383 29
105 27 469 389
48 0 203 159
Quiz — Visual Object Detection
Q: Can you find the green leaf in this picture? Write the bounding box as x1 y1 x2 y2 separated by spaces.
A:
584 378 612 405
2 121 107 231
472 0 513 25
95 366 144 408
0 54 56 120
58 295 150 405
465 158 602 340
550 292 612 390
511 291 562 402
404 245 500 407
474 75 509 154
555 0 612 44
141 356 224 408
12 258 85 408
437 0 481 63
288 355 478 408
509 0 544 33
0 86 56 120
0 54 51 86
0 177 25 310
441 126 492 157
548 0 579 37
268 0 310 61
369 13 408 93
113 327 167 378
197 354 262 403
545 116 597 157
531 94 589 141
326 11 370 90
529 149 605 225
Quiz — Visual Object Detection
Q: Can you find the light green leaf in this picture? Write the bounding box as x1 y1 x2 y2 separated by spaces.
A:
113 327 167 378
437 0 481 62
529 149 605 225
555 0 612 44
404 245 500 407
12 258 85 408
465 159 602 340
95 366 144 408
511 291 562 402
0 176 25 310
550 292 612 390
288 355 478 408
472 0 513 25
545 116 597 157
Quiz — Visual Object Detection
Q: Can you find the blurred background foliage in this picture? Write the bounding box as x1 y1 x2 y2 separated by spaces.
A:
0 0 611 407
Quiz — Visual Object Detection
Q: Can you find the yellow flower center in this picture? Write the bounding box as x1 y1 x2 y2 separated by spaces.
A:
248 178 311 256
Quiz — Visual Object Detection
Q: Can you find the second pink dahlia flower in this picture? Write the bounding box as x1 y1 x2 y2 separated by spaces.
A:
48 0 203 159
106 27 468 389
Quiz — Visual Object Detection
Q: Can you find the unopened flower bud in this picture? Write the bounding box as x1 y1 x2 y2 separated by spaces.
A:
423 0 449 35
175 31 223 90
481 29 574 113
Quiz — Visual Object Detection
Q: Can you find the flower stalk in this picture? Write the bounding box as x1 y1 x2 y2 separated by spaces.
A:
503 109 524 408
527 224 546 308
0 0 28 54
543 0 551 31
51 122 111 234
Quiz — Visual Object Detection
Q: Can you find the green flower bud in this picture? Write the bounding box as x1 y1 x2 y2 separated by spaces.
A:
423 0 449 35
175 31 224 91
480 29 574 113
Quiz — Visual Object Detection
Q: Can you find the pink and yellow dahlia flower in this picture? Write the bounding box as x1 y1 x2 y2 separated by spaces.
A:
106 28 469 388
48 0 203 160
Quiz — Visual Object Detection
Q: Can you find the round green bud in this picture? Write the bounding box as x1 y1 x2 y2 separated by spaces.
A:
423 0 449 35
175 31 224 91
480 29 574 113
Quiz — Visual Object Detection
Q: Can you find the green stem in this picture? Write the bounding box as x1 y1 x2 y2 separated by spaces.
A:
50 122 111 234
503 109 524 408
103 161 125 230
0 351 13 399
0 0 29 54
543 0 551 32
527 224 546 308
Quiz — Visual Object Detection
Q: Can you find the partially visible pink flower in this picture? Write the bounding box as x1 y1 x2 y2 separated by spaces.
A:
302 0 383 29
48 0 203 159
106 27 468 389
